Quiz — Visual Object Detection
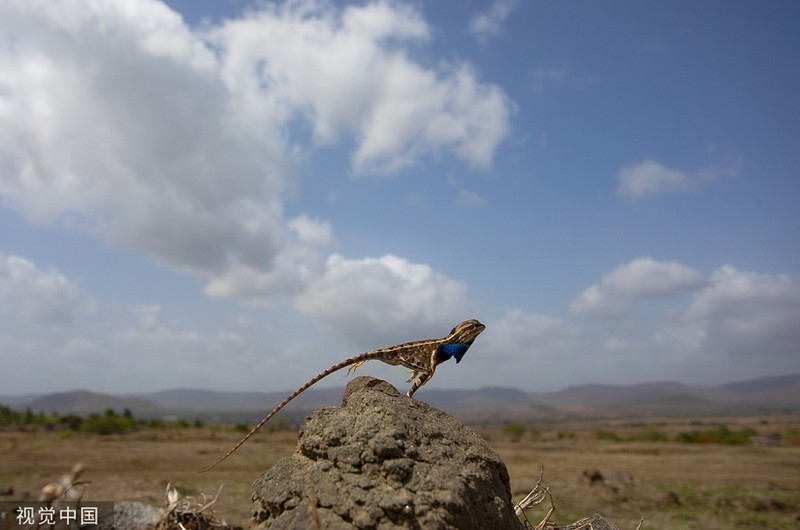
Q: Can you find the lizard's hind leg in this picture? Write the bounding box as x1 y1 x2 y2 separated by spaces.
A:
345 359 369 376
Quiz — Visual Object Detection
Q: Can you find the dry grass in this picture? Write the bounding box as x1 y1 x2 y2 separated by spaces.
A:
491 417 800 529
0 428 296 525
1 417 798 529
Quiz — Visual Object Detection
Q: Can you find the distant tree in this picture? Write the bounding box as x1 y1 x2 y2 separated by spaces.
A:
83 409 135 435
60 414 83 431
503 423 526 441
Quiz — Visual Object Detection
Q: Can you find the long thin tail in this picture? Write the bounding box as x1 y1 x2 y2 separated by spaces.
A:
199 351 381 472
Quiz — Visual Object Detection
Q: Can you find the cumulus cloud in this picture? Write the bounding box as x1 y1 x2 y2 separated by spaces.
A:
454 309 587 391
682 266 800 351
484 264 800 389
294 254 473 345
0 0 511 301
207 0 511 173
487 309 580 356
0 253 94 324
0 254 281 393
616 160 692 199
617 154 741 200
203 215 336 299
118 304 202 351
617 155 741 200
0 253 106 392
0 0 291 293
570 257 707 318
650 266 800 378
469 0 519 42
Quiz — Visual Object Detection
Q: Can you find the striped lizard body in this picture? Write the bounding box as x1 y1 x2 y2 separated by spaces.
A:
200 319 485 472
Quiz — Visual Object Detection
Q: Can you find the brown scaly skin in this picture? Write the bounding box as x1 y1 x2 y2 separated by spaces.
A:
200 319 485 472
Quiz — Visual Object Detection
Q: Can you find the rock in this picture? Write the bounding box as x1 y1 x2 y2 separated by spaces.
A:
581 468 604 485
90 501 162 530
251 376 524 530
559 513 622 530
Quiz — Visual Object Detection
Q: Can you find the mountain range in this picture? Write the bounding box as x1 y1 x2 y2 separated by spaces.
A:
2 374 798 425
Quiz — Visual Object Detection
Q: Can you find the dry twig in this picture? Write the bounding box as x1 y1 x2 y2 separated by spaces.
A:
514 464 556 530
157 483 230 530
38 462 89 504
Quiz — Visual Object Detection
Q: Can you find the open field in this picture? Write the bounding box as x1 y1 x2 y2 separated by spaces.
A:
1 417 798 529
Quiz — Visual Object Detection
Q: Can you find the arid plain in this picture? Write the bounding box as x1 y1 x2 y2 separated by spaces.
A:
1 415 798 530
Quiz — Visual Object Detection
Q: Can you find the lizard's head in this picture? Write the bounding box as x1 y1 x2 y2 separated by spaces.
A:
449 319 486 345
437 319 486 364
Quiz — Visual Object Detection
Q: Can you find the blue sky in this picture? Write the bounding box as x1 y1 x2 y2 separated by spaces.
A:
1 0 798 395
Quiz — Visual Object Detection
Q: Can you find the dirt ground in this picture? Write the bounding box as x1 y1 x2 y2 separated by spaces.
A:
1 417 798 529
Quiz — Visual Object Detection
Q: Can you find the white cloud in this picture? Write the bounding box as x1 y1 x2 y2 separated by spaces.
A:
294 254 473 345
603 336 644 354
529 64 597 94
683 266 800 348
684 266 797 320
0 253 94 324
481 265 800 390
108 303 273 389
616 160 691 199
0 253 106 392
0 0 292 293
203 215 336 299
0 0 512 301
447 174 486 208
133 304 163 331
617 155 741 200
207 0 511 173
455 188 487 208
458 309 587 392
570 257 707 318
487 309 580 356
118 305 202 351
651 266 800 378
469 0 519 42
530 65 570 93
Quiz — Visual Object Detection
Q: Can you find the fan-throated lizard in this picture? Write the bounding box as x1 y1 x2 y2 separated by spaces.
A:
200 319 485 472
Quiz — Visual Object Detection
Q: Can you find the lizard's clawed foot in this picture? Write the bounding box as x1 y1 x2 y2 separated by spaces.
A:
346 360 369 376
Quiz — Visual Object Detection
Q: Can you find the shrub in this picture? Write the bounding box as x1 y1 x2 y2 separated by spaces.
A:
168 419 190 429
82 409 136 435
595 429 622 442
627 427 670 442
503 423 526 441
676 426 757 445
59 414 84 431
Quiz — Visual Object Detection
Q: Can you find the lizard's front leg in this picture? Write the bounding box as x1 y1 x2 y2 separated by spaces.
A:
405 369 420 383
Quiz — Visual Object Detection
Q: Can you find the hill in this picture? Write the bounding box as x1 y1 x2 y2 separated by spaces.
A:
21 390 160 416
2 374 797 425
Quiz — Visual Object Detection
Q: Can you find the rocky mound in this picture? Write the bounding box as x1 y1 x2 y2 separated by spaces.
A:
250 376 524 530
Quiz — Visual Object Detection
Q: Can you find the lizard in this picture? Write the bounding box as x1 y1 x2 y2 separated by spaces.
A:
200 319 485 472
